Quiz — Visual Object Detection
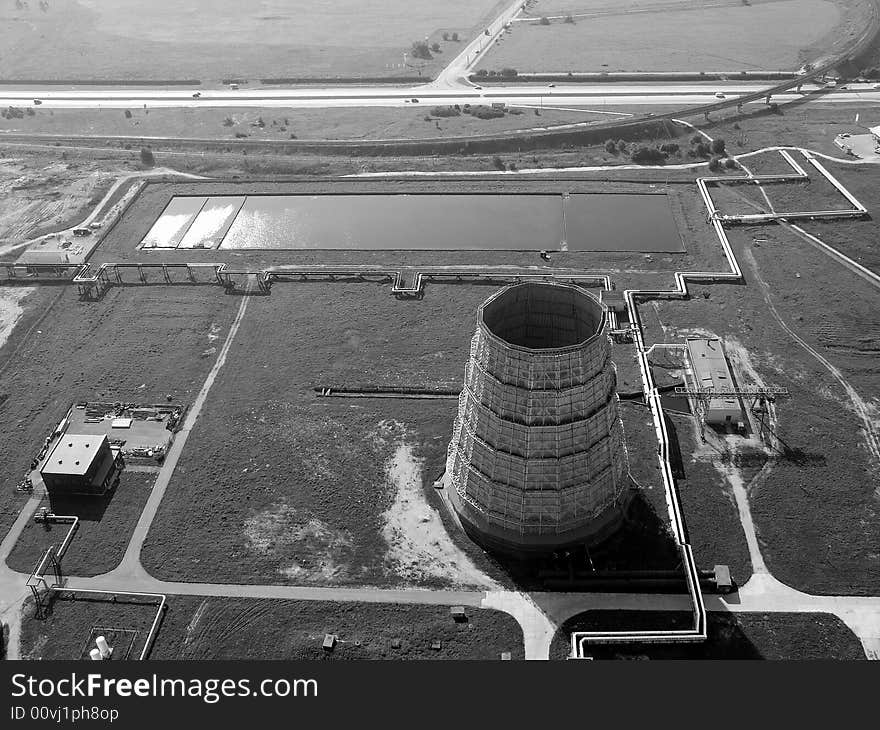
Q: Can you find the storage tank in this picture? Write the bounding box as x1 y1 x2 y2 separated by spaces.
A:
446 282 630 555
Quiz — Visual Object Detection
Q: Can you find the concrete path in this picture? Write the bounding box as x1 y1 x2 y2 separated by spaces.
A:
119 294 249 571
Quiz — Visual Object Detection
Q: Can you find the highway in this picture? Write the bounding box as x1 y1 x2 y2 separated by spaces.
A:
1 82 878 111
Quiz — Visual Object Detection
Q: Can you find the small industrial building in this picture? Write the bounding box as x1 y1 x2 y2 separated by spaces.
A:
686 337 743 428
40 434 122 496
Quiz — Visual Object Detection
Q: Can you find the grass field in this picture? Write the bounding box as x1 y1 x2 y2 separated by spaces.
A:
0 287 239 545
6 471 156 577
139 282 506 589
480 0 852 73
138 281 687 589
20 592 162 660
0 105 612 142
20 594 525 660
0 0 504 82
549 610 866 659
645 223 880 595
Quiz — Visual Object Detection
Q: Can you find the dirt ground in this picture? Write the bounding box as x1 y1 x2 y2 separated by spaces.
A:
0 0 504 82
20 593 524 660
549 610 866 659
479 0 860 73
0 157 121 252
6 471 157 577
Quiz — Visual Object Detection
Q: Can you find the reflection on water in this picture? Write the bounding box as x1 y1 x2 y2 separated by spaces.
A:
141 196 206 248
140 193 684 252
177 196 245 249
222 194 563 250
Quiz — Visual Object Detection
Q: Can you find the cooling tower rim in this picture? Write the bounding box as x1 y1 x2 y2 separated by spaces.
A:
477 281 607 354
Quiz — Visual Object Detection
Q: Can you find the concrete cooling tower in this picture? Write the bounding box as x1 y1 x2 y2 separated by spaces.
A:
446 282 630 555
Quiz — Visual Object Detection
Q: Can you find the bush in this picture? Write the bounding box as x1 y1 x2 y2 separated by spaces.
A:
630 146 667 164
724 157 738 169
234 132 248 138
659 142 680 155
508 161 518 171
691 134 703 144
222 117 234 127
471 105 505 119
139 147 155 166
616 139 628 153
124 109 132 119
451 32 459 42
492 155 506 170
431 42 441 53
539 16 550 25
604 139 617 154
430 106 460 117
500 67 518 78
442 32 449 41
708 155 723 171
693 142 709 157
564 15 574 23
710 137 726 154
474 68 489 78
410 40 432 60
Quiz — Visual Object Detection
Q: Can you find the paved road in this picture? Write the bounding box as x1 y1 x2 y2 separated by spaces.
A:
1 83 877 111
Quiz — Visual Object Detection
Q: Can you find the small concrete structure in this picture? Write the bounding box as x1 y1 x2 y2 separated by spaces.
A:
40 434 121 496
322 634 337 651
685 337 743 428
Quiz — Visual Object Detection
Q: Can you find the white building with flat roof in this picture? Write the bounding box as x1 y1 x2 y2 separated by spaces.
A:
686 337 743 429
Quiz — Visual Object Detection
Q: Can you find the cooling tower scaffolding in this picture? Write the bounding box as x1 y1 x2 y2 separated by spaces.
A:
446 282 630 555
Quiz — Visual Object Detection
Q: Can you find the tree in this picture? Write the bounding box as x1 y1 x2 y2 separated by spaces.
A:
124 109 132 119
708 155 723 171
410 40 432 60
539 16 550 25
442 32 449 41
140 147 155 166
659 142 679 155
691 134 703 144
710 137 726 154
431 42 441 53
474 68 489 78
630 146 667 164
616 139 628 153
564 15 574 23
604 139 617 154
693 141 709 157
500 67 518 78
492 155 506 170
724 157 738 169
451 32 459 41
